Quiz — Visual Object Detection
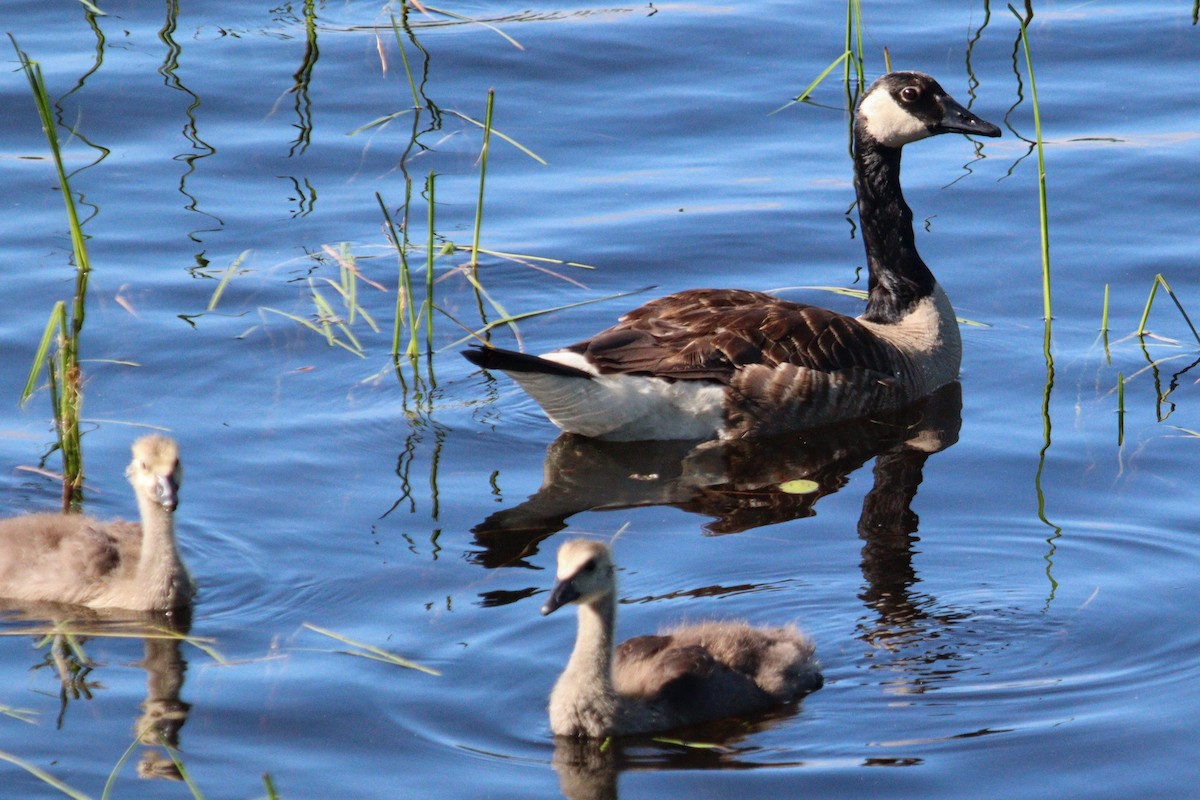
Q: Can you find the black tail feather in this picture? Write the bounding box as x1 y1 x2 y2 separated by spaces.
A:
462 346 593 379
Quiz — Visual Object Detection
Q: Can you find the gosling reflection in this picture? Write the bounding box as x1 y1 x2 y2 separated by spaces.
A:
552 710 809 800
470 382 962 570
0 602 195 781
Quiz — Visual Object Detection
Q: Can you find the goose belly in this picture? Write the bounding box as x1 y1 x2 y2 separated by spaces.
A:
506 370 726 441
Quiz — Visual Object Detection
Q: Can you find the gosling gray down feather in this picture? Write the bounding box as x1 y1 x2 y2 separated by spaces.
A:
541 539 821 737
0 435 194 612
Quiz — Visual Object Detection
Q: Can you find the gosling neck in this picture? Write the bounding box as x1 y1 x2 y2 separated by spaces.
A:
854 128 938 324
565 591 616 696
133 490 190 609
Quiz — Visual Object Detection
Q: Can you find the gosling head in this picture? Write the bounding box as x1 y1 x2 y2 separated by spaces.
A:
857 71 1002 149
126 435 182 512
541 539 615 616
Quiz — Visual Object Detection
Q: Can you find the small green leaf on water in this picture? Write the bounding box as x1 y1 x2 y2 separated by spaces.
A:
650 737 732 752
779 479 819 495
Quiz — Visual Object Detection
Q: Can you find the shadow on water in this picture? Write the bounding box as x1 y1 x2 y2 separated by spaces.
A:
469 382 962 573
0 602 196 781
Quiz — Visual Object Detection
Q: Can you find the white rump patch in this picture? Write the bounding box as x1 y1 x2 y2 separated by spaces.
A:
858 89 931 148
540 350 600 376
505 353 726 440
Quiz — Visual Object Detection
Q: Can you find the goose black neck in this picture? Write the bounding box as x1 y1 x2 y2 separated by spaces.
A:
854 129 937 324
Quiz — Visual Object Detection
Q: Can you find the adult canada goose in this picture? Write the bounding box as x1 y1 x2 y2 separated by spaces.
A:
0 435 194 612
464 72 1000 441
541 539 821 737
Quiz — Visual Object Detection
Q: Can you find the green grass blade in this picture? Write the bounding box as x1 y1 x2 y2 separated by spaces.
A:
771 50 850 114
1116 371 1125 446
468 89 494 269
101 735 146 800
259 308 364 357
443 109 546 165
20 302 66 406
390 11 421 110
467 247 596 270
1010 5 1052 321
1154 274 1200 345
0 705 38 724
1136 274 1160 336
303 623 440 676
0 749 92 800
424 172 437 353
347 108 414 136
1100 283 1110 332
448 285 656 348
207 249 250 311
161 746 204 800
419 4 524 50
377 191 418 362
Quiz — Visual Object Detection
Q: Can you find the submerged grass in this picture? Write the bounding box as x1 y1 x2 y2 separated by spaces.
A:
303 622 441 675
2 740 280 800
0 750 90 800
1117 371 1126 446
206 249 251 311
0 620 229 665
0 704 38 724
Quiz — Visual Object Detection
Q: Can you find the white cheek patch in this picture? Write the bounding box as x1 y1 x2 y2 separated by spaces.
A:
858 90 932 148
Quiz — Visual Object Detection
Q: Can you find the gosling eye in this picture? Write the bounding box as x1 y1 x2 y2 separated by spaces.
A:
581 558 596 573
899 85 920 103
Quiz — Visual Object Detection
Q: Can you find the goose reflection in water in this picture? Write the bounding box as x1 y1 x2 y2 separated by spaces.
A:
470 381 961 567
0 602 195 781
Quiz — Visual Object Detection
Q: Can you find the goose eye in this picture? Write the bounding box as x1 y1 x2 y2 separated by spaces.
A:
900 86 920 103
582 559 596 573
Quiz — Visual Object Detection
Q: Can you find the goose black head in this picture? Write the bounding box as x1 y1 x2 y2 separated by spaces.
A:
541 539 615 616
857 71 1001 149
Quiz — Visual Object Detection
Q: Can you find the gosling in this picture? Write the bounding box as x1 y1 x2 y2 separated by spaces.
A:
0 435 194 612
541 539 821 737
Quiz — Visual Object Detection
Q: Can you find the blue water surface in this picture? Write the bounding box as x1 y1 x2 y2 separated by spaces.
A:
0 1 1198 798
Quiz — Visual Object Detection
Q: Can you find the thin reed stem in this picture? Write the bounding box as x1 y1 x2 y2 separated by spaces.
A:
468 89 494 270
1010 6 1051 321
12 37 93 507
1116 371 1125 446
425 171 437 355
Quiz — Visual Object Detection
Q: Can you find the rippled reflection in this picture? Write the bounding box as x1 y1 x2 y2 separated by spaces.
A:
469 382 962 572
0 602 195 781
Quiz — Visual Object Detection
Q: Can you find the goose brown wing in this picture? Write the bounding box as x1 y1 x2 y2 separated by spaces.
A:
566 289 900 383
614 634 718 699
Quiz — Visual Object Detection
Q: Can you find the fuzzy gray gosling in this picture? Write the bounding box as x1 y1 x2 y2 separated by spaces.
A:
541 539 821 737
0 435 194 612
